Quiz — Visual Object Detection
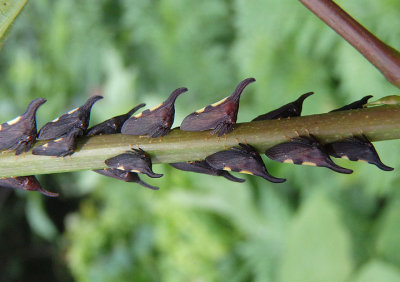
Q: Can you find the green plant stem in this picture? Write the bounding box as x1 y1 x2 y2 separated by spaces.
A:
299 0 400 88
0 106 399 177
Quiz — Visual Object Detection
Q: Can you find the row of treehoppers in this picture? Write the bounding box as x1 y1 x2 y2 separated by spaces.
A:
0 78 394 196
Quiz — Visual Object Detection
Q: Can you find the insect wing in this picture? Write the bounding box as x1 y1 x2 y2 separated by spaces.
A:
170 160 246 183
0 176 58 197
0 125 22 150
105 149 163 178
0 98 46 153
180 106 231 133
181 78 255 136
170 161 215 174
325 136 393 171
33 128 83 157
121 107 172 137
38 115 82 140
38 95 103 140
265 137 353 174
93 168 159 190
206 144 285 183
87 103 146 136
122 88 187 138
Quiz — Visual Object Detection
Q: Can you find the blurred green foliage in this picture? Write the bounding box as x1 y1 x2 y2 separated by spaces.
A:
0 0 400 281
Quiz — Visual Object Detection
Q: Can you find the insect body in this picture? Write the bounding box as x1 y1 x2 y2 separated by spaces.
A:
205 143 286 183
330 95 373 112
93 168 159 190
265 135 353 174
0 98 46 155
105 148 163 178
37 95 103 140
87 103 146 136
121 88 188 138
32 127 83 157
252 92 314 121
325 135 393 171
0 175 58 197
34 96 103 157
180 78 256 136
170 160 245 183
87 103 160 187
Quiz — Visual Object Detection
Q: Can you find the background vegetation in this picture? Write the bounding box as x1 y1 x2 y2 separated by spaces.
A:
0 0 400 281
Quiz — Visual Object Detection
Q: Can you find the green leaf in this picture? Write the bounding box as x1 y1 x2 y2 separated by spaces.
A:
351 260 400 282
25 193 58 240
376 197 400 267
0 0 28 41
279 192 354 282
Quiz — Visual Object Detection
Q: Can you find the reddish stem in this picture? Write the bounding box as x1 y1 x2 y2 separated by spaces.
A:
299 0 400 88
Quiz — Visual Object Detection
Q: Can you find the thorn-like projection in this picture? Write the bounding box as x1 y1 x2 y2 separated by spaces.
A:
265 135 353 174
366 95 400 106
0 175 58 197
181 78 256 136
330 95 373 112
325 135 393 171
93 168 159 190
37 95 103 140
121 88 188 138
205 143 286 183
170 160 245 183
252 92 314 121
32 128 83 157
105 148 163 178
87 103 146 136
0 98 46 155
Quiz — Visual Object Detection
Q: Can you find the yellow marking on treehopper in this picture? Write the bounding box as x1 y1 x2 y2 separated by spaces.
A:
302 161 317 166
133 112 143 118
67 107 79 114
7 116 22 125
239 170 254 175
211 97 227 107
149 102 164 112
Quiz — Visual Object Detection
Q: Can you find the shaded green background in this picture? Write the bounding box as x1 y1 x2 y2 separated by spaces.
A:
1 0 400 281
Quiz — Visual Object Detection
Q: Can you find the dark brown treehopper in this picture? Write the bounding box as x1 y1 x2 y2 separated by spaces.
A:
93 168 159 190
0 98 46 155
205 143 286 183
0 175 58 197
37 95 103 140
325 135 393 171
265 135 353 174
180 78 256 136
252 92 314 121
87 103 146 136
170 160 245 183
32 127 83 157
121 88 188 138
105 148 163 178
330 95 373 112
